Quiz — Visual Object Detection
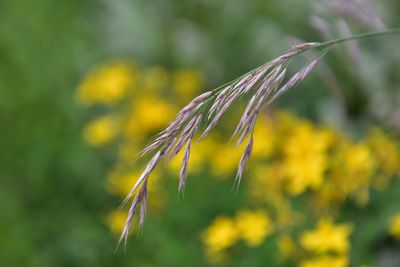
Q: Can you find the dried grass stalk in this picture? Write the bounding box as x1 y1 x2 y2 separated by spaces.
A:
179 139 192 194
235 135 253 190
117 27 400 243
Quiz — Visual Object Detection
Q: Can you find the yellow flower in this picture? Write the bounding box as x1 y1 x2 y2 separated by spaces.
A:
83 116 118 146
173 69 203 103
106 170 140 197
167 134 222 176
106 169 161 197
284 122 331 157
78 62 134 105
106 168 165 212
202 216 238 253
106 209 128 235
252 116 275 160
284 154 327 195
332 142 375 200
210 143 244 178
283 122 331 195
300 218 352 254
389 213 400 239
168 142 205 175
299 255 349 267
343 143 375 178
235 210 273 247
124 96 176 137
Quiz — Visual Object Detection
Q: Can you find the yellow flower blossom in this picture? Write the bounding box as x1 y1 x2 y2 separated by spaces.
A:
167 134 220 176
283 122 331 195
106 168 165 212
106 169 161 197
124 96 176 137
78 62 134 105
252 116 275 160
202 216 238 253
284 122 332 157
235 210 273 246
107 209 128 235
168 142 206 174
83 116 118 146
332 142 375 200
210 144 244 178
173 69 203 103
106 170 141 196
343 143 375 179
389 213 400 239
284 154 327 195
300 218 352 254
299 255 349 267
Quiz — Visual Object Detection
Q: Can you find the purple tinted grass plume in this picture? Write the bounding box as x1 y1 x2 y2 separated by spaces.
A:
118 26 400 244
118 41 324 244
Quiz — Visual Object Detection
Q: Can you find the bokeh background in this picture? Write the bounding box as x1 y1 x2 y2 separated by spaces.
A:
1 0 400 266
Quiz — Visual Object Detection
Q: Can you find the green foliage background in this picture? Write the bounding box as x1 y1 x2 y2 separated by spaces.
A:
1 0 400 266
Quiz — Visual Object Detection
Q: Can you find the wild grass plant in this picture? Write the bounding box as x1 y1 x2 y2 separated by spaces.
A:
115 28 399 243
77 1 400 266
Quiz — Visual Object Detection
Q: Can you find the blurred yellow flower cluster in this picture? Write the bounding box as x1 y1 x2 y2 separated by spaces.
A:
201 112 400 265
77 60 400 266
299 255 348 267
300 218 352 254
247 112 397 206
78 62 135 106
83 115 118 147
299 218 352 267
201 210 272 263
77 60 204 234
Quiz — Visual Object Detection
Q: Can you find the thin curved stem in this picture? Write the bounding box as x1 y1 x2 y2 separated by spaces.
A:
316 27 400 49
